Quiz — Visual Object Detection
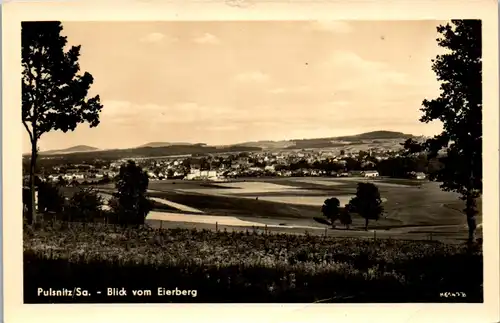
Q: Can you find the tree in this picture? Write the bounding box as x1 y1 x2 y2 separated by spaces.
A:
65 187 104 222
22 21 103 225
419 20 482 243
56 176 68 187
339 206 352 229
111 160 152 226
348 182 384 231
37 181 65 214
321 197 341 228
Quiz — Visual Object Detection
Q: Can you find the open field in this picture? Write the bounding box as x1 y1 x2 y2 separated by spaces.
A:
79 176 482 243
23 222 483 303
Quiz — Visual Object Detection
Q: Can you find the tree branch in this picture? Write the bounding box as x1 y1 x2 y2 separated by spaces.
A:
22 120 34 143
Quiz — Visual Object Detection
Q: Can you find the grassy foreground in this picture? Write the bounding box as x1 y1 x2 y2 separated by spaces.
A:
24 221 483 303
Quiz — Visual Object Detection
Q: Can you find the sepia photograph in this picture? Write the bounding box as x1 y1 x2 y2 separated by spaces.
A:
2 1 499 322
20 18 485 303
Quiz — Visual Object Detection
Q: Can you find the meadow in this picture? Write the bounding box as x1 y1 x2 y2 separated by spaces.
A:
58 176 483 243
24 222 483 303
138 177 481 243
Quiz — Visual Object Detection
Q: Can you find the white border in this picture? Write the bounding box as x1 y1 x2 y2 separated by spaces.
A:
2 1 499 322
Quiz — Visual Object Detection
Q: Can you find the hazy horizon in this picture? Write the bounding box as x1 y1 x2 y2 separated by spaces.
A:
30 129 425 153
23 20 447 153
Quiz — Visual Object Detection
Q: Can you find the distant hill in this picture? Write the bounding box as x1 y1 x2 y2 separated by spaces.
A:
138 142 206 148
234 140 295 149
39 145 99 155
33 130 416 159
334 131 413 141
236 131 414 149
39 144 263 161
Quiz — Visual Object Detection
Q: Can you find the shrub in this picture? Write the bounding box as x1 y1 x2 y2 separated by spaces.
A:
64 187 104 222
37 181 65 214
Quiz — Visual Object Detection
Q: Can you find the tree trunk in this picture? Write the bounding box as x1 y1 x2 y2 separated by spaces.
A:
28 140 37 225
465 193 478 244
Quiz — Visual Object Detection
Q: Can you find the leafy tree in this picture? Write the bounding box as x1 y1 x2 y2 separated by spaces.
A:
348 182 384 231
111 160 152 226
339 206 352 229
56 176 68 187
37 181 65 214
344 157 362 171
321 197 341 227
65 187 103 222
22 21 103 225
401 138 424 156
419 20 482 243
98 174 111 185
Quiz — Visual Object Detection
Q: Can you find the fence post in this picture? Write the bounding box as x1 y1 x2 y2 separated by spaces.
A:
430 232 433 241
324 227 327 237
265 224 267 235
160 221 163 230
216 222 218 232
374 230 376 241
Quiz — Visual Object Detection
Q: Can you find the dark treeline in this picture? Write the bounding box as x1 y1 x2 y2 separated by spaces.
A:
30 145 262 161
271 154 442 179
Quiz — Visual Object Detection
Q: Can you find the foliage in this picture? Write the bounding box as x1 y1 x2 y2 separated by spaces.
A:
36 181 65 214
348 183 384 230
23 222 483 303
401 138 424 156
64 187 104 222
376 155 429 178
418 20 482 243
56 176 68 187
22 21 103 224
321 198 340 227
339 207 352 229
111 160 152 225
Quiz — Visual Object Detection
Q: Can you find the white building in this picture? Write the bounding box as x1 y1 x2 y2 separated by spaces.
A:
363 170 379 178
185 169 218 180
264 165 276 172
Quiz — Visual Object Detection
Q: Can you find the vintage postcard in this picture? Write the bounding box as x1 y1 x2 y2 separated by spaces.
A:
2 0 499 322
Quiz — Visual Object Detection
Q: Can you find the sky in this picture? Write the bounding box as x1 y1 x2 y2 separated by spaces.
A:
23 20 447 152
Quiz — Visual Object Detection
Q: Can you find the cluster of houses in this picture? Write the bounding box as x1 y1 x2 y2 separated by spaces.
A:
28 146 428 185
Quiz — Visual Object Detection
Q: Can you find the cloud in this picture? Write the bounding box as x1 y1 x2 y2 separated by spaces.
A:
323 50 410 86
234 71 270 83
140 32 177 43
268 85 311 94
101 100 252 127
306 21 353 33
193 33 220 44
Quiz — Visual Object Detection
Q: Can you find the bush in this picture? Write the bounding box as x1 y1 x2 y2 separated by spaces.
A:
37 181 65 214
64 187 104 222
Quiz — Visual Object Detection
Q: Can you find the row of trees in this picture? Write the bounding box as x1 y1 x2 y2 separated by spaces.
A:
24 161 152 226
281 153 437 177
320 182 383 231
